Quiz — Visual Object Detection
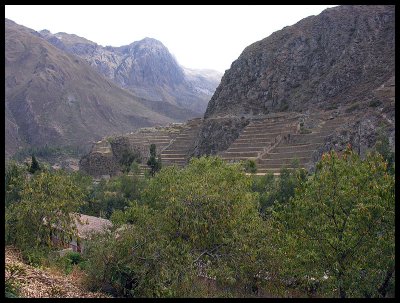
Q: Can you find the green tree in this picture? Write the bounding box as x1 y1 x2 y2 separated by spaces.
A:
374 130 394 175
243 159 257 173
146 144 161 177
5 161 28 208
80 174 147 219
119 149 140 173
85 157 271 297
28 155 41 174
271 148 395 297
251 167 306 218
5 170 85 252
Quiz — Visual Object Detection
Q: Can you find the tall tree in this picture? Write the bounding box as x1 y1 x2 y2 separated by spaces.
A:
271 147 395 297
28 155 41 174
5 170 85 251
147 144 161 176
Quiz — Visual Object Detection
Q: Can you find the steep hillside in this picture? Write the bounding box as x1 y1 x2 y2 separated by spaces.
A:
205 5 394 118
5 19 197 159
5 246 110 298
195 5 395 159
39 31 222 114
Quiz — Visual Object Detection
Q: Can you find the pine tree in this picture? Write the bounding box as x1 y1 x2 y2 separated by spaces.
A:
29 155 41 174
147 144 161 176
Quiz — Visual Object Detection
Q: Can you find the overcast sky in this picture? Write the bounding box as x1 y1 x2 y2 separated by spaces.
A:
5 5 337 73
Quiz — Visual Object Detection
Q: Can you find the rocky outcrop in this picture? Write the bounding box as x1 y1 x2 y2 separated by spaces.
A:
196 5 395 160
205 5 394 118
193 117 250 156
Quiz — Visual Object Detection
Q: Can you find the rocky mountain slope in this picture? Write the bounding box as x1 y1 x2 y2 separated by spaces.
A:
195 5 395 157
5 19 199 159
39 31 222 114
205 5 394 118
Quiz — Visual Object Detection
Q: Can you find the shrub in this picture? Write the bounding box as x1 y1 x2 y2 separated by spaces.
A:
243 159 257 173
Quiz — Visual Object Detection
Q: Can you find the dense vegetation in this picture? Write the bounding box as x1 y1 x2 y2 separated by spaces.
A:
4 147 395 298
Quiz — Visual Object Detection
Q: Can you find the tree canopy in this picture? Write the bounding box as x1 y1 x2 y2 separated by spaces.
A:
271 147 395 297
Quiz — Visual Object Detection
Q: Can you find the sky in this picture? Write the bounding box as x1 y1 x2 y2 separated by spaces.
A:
5 5 337 73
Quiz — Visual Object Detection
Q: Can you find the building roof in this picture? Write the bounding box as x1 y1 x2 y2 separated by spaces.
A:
73 213 112 239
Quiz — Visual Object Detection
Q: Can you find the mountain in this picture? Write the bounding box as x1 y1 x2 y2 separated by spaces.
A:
205 5 394 118
5 19 198 159
77 5 395 177
39 32 222 114
193 5 394 160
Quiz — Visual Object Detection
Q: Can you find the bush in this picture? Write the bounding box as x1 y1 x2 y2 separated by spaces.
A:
368 99 382 108
243 159 257 173
58 251 85 274
5 263 25 297
299 127 312 134
23 247 49 268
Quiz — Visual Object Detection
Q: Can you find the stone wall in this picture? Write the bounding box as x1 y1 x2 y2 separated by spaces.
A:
193 116 250 156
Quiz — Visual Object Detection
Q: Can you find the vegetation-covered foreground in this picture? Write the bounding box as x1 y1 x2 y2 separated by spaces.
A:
5 147 395 298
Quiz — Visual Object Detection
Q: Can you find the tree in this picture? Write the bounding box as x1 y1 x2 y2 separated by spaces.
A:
28 155 41 174
147 144 161 177
251 167 306 218
5 161 28 208
271 147 395 297
84 157 271 297
5 170 85 252
119 149 140 173
374 130 394 175
79 174 147 219
243 159 257 173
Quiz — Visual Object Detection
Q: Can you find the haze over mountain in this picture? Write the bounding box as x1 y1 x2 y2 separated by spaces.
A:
5 19 219 159
5 19 222 159
39 31 222 114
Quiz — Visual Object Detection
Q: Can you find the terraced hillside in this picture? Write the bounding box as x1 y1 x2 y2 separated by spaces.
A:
80 120 201 177
219 113 299 163
217 110 354 175
256 112 350 174
161 118 203 167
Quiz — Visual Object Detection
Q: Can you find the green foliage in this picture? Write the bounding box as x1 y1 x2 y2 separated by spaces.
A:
5 161 28 208
29 155 41 174
299 126 312 134
5 170 85 252
22 247 52 268
119 149 141 173
374 130 394 175
57 251 86 274
243 159 257 173
85 157 271 297
5 262 25 297
80 174 147 219
271 148 395 297
368 99 382 108
12 144 85 162
147 144 162 177
251 167 306 217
